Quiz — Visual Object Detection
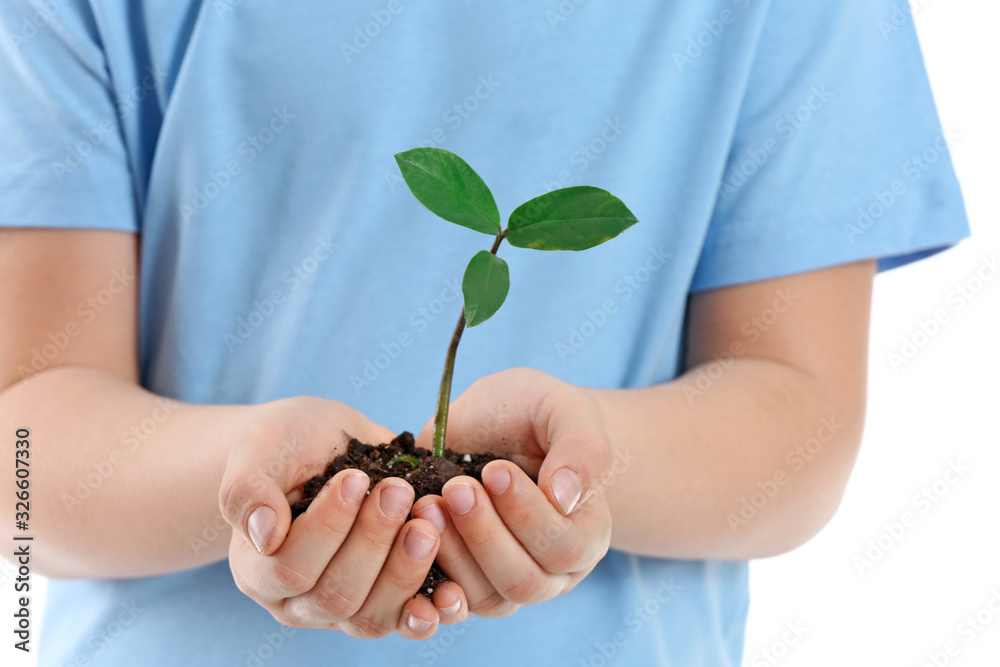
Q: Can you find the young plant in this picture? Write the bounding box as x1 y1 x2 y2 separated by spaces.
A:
393 147 638 460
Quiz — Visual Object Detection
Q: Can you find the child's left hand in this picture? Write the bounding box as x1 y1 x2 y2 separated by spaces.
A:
414 368 613 623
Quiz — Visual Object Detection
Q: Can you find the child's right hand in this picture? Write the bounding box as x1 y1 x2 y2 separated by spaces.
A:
218 396 444 639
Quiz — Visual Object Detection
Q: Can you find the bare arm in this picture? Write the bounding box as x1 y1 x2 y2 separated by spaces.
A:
592 260 874 559
0 230 250 577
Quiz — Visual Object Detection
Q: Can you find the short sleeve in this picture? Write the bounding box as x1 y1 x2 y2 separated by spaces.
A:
0 1 137 232
691 0 970 292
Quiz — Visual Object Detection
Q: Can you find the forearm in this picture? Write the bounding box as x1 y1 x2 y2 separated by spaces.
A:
0 366 253 578
590 357 864 560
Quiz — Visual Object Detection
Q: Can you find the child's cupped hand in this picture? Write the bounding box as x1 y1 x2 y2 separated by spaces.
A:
218 396 447 639
413 367 614 623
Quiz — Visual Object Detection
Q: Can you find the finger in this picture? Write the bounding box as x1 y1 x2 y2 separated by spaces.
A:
347 519 441 639
442 477 569 610
219 423 314 556
413 371 544 466
412 497 481 623
533 390 615 517
282 479 414 625
416 368 562 472
398 593 441 640
219 454 292 554
482 460 610 575
431 581 470 625
236 470 369 601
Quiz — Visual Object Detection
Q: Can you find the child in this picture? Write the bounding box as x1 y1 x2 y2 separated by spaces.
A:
0 0 967 664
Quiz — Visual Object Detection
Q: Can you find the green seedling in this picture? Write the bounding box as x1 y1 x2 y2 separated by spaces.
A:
391 147 638 461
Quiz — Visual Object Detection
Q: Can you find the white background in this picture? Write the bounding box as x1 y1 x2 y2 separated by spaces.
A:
4 1 998 666
742 1 1000 666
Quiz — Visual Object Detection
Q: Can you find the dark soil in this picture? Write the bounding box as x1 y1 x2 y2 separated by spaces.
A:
290 431 501 596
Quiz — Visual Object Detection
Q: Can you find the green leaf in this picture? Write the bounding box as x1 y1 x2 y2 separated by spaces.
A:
506 185 638 251
394 148 501 236
462 251 510 327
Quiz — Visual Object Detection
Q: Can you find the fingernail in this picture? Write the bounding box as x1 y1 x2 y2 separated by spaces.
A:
441 599 462 616
340 472 369 505
403 527 437 561
415 502 447 534
247 506 276 553
482 465 511 496
406 611 433 633
443 482 475 516
380 483 413 518
551 468 583 515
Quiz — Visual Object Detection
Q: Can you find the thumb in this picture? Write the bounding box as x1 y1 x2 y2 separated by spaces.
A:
414 397 529 468
219 438 302 556
415 371 547 458
534 390 614 517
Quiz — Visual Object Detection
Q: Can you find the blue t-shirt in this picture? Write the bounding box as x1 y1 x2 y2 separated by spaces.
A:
0 1 968 665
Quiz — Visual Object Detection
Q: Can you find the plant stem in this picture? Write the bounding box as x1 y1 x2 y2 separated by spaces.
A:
431 310 465 458
432 232 506 457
